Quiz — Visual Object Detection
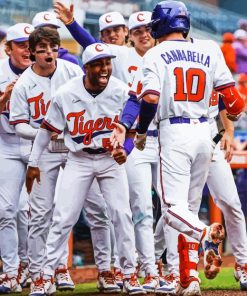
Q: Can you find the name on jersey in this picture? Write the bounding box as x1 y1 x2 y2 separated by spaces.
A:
161 50 210 67
66 110 119 145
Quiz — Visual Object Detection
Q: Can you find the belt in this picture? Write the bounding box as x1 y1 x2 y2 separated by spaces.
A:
82 148 107 154
147 130 158 137
169 117 207 124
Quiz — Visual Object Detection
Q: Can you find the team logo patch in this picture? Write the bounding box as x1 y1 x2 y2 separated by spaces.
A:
137 13 145 22
95 44 104 52
105 15 112 23
24 26 32 35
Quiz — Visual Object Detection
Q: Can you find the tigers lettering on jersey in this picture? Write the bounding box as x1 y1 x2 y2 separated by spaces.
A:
66 111 118 145
27 92 51 122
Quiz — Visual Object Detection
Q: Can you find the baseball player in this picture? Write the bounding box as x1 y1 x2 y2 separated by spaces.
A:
111 1 245 295
32 11 80 65
25 42 146 295
54 3 166 291
9 27 83 296
0 23 34 294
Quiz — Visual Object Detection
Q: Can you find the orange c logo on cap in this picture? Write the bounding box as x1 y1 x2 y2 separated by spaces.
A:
44 13 51 21
24 26 32 35
137 13 145 22
105 15 112 23
95 44 104 52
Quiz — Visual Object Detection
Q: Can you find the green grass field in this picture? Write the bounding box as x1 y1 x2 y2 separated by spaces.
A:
7 267 240 296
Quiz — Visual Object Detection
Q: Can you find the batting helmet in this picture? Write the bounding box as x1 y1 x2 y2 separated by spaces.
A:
149 1 190 39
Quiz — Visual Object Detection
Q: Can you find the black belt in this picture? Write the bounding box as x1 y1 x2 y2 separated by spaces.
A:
82 148 107 154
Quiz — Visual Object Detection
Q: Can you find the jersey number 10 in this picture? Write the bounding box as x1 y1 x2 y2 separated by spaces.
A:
174 67 206 102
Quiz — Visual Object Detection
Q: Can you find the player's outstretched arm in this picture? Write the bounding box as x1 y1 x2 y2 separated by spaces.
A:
54 1 97 48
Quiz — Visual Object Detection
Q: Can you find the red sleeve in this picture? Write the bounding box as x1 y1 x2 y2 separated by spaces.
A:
218 86 245 115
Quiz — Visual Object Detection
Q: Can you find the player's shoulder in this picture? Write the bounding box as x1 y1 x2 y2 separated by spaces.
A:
108 75 129 91
55 74 83 96
56 58 82 73
190 37 220 50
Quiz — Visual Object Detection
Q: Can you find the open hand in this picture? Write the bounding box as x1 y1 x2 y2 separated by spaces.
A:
54 1 74 24
110 122 126 149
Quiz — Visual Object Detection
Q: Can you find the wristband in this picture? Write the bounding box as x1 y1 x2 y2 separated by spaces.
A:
123 137 134 155
65 17 74 26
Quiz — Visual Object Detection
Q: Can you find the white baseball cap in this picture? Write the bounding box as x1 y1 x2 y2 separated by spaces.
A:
82 43 116 65
128 11 152 30
99 12 126 31
234 29 247 40
32 11 60 29
6 23 34 42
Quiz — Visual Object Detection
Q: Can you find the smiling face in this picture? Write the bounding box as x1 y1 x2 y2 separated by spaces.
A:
84 57 112 92
100 25 128 45
5 40 31 70
129 25 155 56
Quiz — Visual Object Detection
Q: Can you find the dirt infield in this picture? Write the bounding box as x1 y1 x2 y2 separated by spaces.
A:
202 291 247 296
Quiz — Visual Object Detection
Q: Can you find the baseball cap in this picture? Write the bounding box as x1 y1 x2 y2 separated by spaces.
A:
99 12 126 31
128 11 152 30
222 32 234 43
82 43 116 65
234 29 247 40
6 23 34 42
32 11 60 29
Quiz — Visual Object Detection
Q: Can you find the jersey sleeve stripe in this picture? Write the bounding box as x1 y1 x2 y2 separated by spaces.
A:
128 90 136 96
138 90 160 100
9 119 29 125
214 82 235 91
42 120 63 134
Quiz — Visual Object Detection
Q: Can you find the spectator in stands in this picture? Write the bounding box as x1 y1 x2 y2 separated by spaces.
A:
238 19 247 32
221 32 236 73
233 29 247 74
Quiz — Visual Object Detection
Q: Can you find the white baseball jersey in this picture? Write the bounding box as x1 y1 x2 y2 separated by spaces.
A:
0 58 19 134
43 75 129 152
139 39 235 120
109 45 144 87
9 58 82 128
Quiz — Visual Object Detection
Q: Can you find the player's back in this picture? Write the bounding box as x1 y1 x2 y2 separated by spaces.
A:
141 38 234 120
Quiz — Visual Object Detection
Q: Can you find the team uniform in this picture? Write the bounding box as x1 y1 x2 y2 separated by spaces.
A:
9 58 82 287
65 15 163 290
27 62 145 294
0 57 32 293
136 22 237 293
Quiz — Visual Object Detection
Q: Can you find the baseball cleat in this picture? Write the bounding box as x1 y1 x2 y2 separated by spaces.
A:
200 223 225 279
177 278 201 296
123 274 146 295
55 266 75 291
29 278 45 296
142 274 159 293
234 263 247 291
97 271 121 293
156 274 178 294
17 262 30 288
43 278 56 295
114 268 124 289
0 275 22 294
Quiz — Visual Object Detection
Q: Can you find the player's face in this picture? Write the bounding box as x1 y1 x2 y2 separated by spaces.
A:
5 41 31 70
31 39 59 70
129 25 155 56
101 26 128 45
84 58 112 91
